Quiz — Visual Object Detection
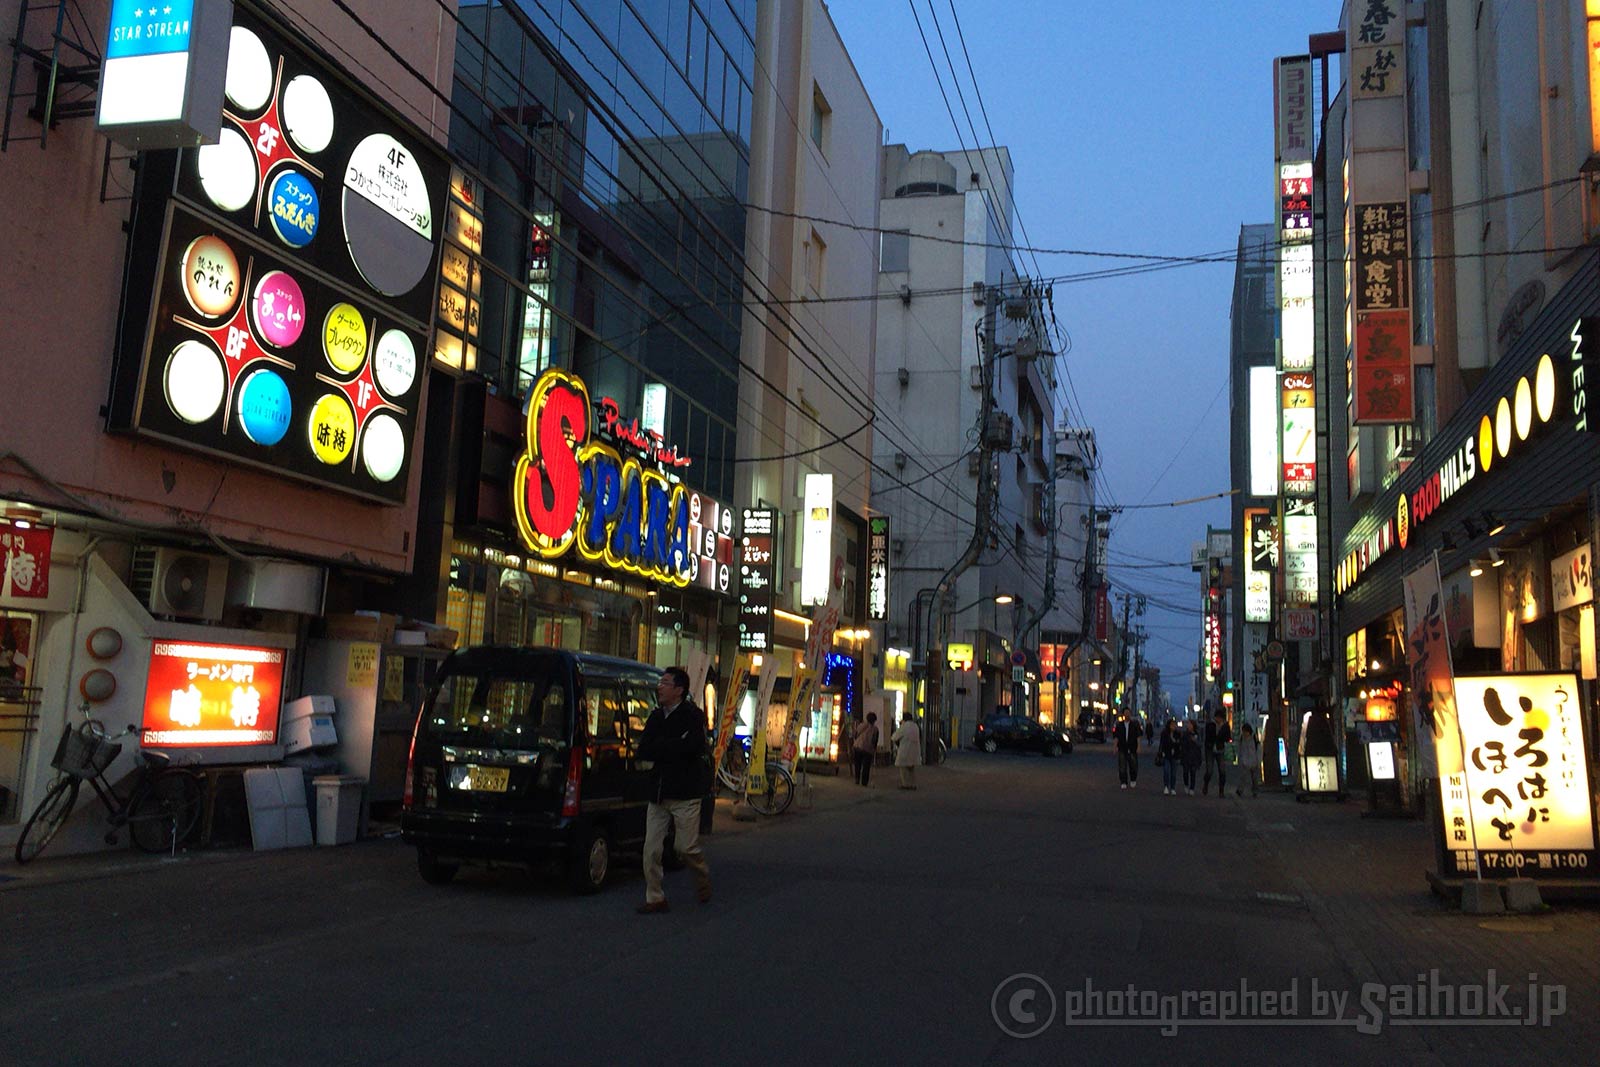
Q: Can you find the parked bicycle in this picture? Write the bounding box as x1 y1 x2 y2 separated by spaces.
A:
715 737 795 816
14 707 204 864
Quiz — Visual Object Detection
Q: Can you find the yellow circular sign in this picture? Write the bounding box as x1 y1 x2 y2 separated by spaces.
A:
1396 492 1410 549
308 393 356 466
322 303 368 373
1478 415 1494 473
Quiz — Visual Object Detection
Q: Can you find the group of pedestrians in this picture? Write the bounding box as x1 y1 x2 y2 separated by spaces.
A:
1120 708 1262 797
851 711 923 790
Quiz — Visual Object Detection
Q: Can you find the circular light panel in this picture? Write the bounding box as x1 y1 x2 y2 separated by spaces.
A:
163 340 225 424
373 329 417 398
282 75 334 153
1514 376 1533 441
237 369 293 446
322 303 368 373
224 27 272 111
1478 416 1494 473
253 270 307 348
362 412 406 482
180 234 241 318
1535 353 1556 423
1495 396 1512 458
309 393 356 466
267 170 320 248
342 133 436 297
196 128 256 213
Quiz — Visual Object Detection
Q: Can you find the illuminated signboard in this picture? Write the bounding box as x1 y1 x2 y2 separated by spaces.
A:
433 166 483 373
1283 500 1318 607
109 9 447 504
141 640 286 746
96 0 231 150
511 369 731 592
1440 673 1597 879
1338 351 1563 593
946 642 974 671
800 473 834 607
738 507 777 651
1243 509 1274 623
866 515 890 621
1248 366 1279 497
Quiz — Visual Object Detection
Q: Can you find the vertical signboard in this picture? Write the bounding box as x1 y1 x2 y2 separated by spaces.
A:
1248 366 1280 496
800 474 833 606
1403 555 1461 781
1243 509 1275 623
866 516 890 621
737 508 777 652
96 0 232 150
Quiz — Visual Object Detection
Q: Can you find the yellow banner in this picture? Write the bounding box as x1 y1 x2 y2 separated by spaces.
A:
711 652 750 779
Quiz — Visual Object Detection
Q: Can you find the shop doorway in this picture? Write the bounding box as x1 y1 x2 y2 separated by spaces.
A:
0 611 41 823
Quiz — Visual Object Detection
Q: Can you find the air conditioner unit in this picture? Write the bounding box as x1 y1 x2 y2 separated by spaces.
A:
144 547 229 621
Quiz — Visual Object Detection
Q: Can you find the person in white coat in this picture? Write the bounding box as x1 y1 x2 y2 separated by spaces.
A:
891 713 923 790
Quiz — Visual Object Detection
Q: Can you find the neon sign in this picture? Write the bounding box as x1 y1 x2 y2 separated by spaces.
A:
513 369 696 587
597 396 691 468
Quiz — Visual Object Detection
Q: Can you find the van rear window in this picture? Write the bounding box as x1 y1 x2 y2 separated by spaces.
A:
423 670 567 746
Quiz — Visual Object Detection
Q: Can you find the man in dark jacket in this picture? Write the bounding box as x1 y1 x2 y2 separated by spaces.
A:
1202 708 1233 797
1114 715 1140 789
635 666 712 913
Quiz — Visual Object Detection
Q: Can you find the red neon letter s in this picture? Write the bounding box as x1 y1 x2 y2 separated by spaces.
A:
519 371 589 550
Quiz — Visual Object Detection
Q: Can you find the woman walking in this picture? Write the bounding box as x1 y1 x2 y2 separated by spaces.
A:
1157 719 1181 795
1235 722 1261 797
891 713 922 789
851 712 879 786
1179 721 1202 796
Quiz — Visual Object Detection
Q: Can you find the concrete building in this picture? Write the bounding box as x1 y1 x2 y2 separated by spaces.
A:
870 143 1070 746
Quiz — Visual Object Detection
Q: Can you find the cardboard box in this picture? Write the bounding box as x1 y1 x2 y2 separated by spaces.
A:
283 712 337 753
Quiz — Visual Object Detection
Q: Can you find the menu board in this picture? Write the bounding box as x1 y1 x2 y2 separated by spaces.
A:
110 8 447 504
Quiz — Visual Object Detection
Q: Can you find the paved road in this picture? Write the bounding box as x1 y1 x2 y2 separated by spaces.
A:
2 745 1594 1065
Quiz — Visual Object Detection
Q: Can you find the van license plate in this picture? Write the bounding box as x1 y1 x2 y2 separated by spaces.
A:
452 765 509 792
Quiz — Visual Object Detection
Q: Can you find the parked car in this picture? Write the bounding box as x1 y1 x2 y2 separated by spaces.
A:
972 715 1073 757
1076 711 1107 743
400 646 663 893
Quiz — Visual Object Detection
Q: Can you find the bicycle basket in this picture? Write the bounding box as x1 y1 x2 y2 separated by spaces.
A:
51 723 122 779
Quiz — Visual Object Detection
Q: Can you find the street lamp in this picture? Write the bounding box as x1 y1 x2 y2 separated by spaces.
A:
994 593 1014 605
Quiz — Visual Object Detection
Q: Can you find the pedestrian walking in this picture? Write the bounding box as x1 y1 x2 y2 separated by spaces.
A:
1114 714 1140 789
1201 708 1232 798
891 713 922 789
1179 721 1202 794
1234 722 1261 797
635 667 712 914
1157 719 1181 795
1144 720 1154 743
851 712 879 786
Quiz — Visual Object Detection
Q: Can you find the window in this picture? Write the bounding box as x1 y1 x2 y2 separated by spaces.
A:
810 83 831 152
804 228 827 297
879 229 910 273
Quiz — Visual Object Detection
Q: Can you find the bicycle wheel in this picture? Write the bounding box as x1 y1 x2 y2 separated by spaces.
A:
15 777 80 864
748 765 794 816
717 745 748 794
128 771 203 853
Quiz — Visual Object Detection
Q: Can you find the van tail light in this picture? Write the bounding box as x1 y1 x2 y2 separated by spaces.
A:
402 716 421 810
562 746 583 817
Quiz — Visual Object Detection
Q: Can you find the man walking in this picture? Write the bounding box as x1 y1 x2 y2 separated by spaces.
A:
1201 707 1232 798
1114 714 1140 789
636 667 712 913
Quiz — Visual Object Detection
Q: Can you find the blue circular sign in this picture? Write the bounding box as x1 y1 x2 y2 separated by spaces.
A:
268 169 320 248
237 368 292 446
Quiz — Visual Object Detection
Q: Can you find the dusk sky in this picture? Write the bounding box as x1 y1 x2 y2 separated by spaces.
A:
827 1 1337 697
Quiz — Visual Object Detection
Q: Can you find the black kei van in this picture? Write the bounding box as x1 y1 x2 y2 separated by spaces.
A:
400 646 663 893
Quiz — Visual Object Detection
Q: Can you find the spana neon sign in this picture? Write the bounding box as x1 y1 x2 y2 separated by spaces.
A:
513 369 692 586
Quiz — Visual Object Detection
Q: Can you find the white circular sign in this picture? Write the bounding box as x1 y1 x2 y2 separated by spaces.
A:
197 128 256 212
362 412 406 483
225 27 272 111
373 328 417 398
282 75 334 154
163 340 225 424
342 133 435 297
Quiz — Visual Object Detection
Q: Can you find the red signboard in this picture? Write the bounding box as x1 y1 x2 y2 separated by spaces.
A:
1353 309 1414 423
141 640 286 746
1 525 52 600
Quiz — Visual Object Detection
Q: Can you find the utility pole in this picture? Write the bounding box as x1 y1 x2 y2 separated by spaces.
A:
1131 624 1147 721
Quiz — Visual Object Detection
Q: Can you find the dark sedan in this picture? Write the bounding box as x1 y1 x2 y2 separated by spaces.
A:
973 715 1073 757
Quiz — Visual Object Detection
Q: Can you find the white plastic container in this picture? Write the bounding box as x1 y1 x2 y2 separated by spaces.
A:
313 775 365 845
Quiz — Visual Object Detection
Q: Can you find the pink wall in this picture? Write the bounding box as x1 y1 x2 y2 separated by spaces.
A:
0 0 457 574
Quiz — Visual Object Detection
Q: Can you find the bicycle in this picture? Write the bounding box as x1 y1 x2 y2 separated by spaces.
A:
715 738 794 816
14 708 205 864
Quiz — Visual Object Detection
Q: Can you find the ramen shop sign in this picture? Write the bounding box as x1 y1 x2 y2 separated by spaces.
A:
514 369 693 586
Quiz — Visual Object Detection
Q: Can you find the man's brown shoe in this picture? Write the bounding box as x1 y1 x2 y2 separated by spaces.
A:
636 901 670 914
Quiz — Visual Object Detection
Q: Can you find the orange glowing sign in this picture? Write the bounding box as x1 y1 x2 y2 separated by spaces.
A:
141 640 286 746
1364 696 1397 722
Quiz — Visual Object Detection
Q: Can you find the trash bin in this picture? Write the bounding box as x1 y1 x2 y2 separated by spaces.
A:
313 775 366 845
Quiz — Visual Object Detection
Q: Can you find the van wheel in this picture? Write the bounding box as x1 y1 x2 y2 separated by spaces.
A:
981 738 998 753
417 849 459 885
569 826 611 894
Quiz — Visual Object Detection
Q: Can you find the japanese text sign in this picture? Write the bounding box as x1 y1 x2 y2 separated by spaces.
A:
1 525 52 600
141 640 286 745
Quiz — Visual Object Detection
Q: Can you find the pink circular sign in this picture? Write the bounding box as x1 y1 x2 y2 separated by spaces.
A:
253 270 307 348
